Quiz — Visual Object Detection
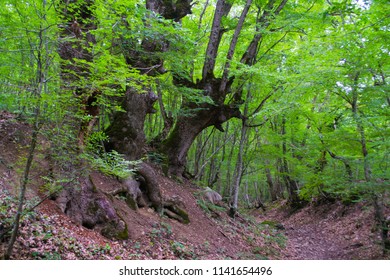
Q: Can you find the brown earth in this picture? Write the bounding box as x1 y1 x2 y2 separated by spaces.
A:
0 111 388 260
256 200 388 260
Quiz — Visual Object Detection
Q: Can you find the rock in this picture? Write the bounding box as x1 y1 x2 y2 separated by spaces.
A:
203 187 222 205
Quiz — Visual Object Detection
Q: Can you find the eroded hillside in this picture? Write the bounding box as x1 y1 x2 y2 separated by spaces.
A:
0 112 388 260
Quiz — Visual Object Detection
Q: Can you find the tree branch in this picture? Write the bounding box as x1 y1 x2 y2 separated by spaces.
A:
202 0 233 80
249 85 281 118
220 0 254 93
240 0 288 66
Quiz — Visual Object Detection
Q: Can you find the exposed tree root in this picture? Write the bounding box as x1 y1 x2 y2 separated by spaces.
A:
137 163 190 224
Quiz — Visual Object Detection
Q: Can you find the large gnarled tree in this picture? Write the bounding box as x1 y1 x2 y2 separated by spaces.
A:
107 0 289 177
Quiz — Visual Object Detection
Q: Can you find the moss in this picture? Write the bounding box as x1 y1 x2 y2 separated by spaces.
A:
86 201 99 216
116 222 129 240
88 174 98 193
101 220 129 240
125 194 138 210
260 220 278 227
167 205 190 224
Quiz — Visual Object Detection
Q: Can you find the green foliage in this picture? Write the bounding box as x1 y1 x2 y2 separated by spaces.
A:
81 131 140 179
150 222 173 240
85 150 138 180
0 0 388 224
183 0 389 210
145 151 167 165
0 191 39 233
31 251 62 260
170 241 197 259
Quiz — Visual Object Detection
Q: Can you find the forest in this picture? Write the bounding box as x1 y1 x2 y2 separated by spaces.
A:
0 0 389 260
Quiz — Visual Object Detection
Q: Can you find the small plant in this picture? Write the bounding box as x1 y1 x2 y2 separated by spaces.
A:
171 241 196 259
237 250 269 260
150 222 173 240
146 151 166 165
32 251 62 260
90 150 139 179
83 131 141 179
202 241 210 252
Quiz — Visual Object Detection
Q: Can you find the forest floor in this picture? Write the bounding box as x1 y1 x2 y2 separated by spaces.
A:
0 111 388 260
256 199 388 259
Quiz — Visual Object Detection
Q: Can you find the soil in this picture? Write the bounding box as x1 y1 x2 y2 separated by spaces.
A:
257 200 387 259
0 111 388 260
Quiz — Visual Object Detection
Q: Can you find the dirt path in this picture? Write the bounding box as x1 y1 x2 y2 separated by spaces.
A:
256 201 385 260
283 221 344 259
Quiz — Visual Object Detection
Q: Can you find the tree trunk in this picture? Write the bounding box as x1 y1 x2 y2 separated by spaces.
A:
5 109 40 259
351 84 371 182
107 0 288 176
281 116 302 208
5 0 48 256
105 87 157 160
160 103 243 176
229 120 247 217
265 161 278 201
350 72 388 253
229 84 252 217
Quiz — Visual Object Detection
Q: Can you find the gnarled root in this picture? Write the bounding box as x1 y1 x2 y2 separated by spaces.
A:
137 163 189 224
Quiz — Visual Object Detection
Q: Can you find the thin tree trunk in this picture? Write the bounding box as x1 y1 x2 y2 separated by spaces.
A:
350 73 370 181
281 116 302 208
224 128 238 198
326 149 353 181
5 108 40 259
350 72 387 253
265 160 277 201
202 0 233 80
219 0 253 93
229 85 252 217
4 1 48 257
229 122 248 217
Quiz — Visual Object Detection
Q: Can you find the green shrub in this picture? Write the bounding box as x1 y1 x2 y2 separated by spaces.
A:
83 131 140 179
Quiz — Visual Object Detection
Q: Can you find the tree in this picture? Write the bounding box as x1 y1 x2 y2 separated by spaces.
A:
1 0 388 256
1 0 58 259
103 0 290 177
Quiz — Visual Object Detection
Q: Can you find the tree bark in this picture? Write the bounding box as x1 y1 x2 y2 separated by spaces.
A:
202 0 233 80
265 162 278 201
229 83 253 217
105 88 157 160
229 121 247 217
160 103 244 176
281 116 302 208
350 72 388 253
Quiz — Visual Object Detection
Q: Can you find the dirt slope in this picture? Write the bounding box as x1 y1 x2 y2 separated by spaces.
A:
256 200 388 260
0 111 283 260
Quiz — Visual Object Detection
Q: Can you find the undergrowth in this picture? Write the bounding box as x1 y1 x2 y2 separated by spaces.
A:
82 131 140 179
194 195 287 259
